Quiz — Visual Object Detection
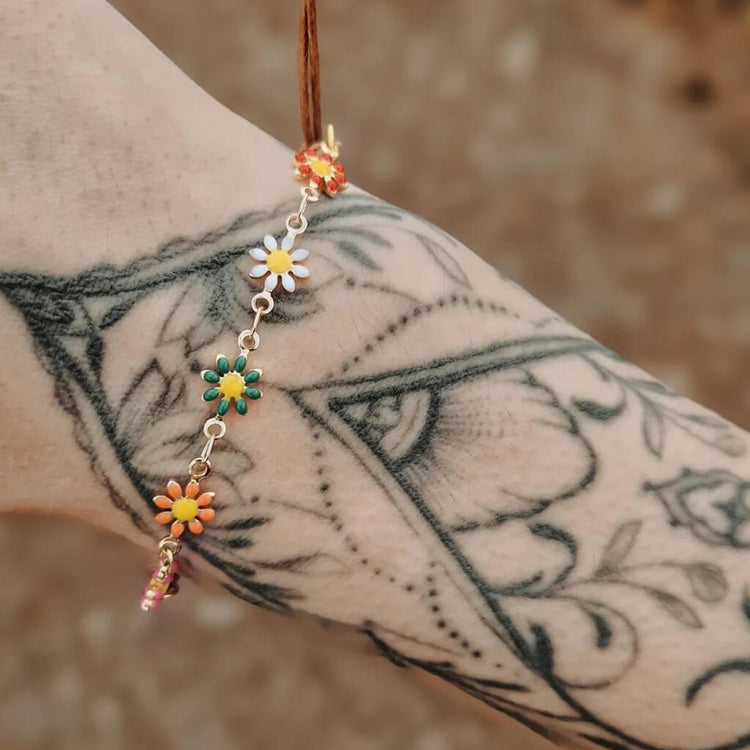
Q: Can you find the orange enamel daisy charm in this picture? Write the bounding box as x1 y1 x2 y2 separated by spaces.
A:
153 479 216 538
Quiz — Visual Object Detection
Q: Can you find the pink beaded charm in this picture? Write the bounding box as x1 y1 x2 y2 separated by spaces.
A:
140 539 180 612
140 560 178 612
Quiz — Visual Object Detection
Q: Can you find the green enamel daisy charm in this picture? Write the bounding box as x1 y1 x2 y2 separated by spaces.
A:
201 354 262 416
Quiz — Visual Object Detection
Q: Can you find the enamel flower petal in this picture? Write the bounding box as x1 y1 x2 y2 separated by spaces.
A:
292 264 310 278
197 492 214 507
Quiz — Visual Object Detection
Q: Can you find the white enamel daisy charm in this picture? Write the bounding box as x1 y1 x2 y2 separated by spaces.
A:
248 234 310 293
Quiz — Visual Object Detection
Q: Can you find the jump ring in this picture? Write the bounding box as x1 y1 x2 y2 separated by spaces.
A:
251 291 275 315
285 214 308 236
188 457 211 479
158 536 181 566
158 536 182 555
237 329 260 351
203 417 226 440
159 547 174 567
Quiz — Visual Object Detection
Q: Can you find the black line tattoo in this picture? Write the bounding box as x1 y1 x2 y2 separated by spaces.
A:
644 469 750 548
1 193 748 749
574 353 744 459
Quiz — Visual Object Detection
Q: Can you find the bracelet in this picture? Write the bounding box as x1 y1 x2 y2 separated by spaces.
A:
140 0 348 611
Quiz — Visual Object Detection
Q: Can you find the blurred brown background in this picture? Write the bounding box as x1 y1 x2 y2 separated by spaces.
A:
2 1 749 748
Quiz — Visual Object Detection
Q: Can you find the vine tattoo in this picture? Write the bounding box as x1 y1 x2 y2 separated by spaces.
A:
1 194 748 749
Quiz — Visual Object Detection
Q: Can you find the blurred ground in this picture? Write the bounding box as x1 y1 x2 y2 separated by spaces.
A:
2 1 749 748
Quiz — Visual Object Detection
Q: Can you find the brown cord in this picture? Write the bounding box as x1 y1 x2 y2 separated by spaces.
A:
299 0 322 147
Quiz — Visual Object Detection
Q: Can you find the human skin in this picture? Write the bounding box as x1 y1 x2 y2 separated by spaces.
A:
2 2 750 748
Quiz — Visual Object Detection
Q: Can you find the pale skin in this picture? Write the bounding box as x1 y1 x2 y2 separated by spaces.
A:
3 2 750 749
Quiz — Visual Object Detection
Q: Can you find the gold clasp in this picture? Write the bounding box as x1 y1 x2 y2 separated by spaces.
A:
324 123 340 158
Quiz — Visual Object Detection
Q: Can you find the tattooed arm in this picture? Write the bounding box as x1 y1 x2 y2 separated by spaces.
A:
2 2 750 749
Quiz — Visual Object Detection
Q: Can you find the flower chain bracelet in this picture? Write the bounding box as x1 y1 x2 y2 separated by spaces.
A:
140 0 347 611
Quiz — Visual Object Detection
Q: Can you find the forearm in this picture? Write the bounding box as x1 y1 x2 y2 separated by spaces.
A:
3 3 750 749
5 191 750 749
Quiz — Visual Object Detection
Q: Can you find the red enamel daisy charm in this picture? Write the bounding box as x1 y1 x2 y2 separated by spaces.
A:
293 127 349 197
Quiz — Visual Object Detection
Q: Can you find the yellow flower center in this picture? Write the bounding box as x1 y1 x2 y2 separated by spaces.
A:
266 249 293 274
171 497 199 522
219 372 245 400
310 158 332 177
